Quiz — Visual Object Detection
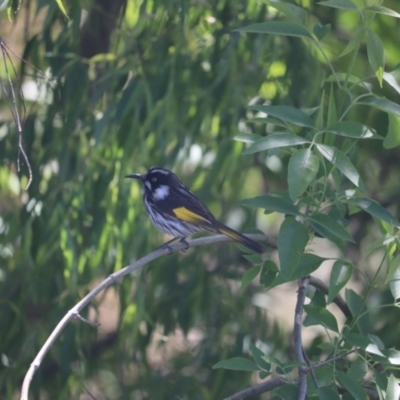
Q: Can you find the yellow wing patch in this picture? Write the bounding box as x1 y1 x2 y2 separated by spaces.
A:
173 207 209 224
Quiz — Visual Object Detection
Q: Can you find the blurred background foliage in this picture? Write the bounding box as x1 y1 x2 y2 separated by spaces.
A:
0 0 400 398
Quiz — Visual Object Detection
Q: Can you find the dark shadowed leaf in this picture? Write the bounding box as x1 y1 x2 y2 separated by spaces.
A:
328 260 353 303
213 357 259 371
288 149 319 200
239 195 301 216
336 371 368 400
278 218 309 279
304 305 339 332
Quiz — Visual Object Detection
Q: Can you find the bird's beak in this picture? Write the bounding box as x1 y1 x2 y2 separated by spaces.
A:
125 173 144 181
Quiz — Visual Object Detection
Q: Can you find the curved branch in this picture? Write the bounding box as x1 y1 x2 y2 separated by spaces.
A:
20 233 274 400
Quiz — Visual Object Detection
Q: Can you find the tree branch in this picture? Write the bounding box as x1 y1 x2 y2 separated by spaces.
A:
20 233 274 400
294 276 310 400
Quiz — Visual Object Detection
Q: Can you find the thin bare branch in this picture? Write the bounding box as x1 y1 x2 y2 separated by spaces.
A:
20 233 274 400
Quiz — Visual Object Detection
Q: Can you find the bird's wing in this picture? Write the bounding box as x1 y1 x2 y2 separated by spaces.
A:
165 184 216 226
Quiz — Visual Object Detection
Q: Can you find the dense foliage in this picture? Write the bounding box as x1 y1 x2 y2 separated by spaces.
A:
1 0 400 399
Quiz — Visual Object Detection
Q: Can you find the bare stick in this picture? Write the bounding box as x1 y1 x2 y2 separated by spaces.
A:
294 276 310 400
20 233 273 400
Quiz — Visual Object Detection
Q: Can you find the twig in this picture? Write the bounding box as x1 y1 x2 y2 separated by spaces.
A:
225 347 362 400
302 348 318 389
294 276 310 400
72 312 100 327
309 276 351 318
306 347 359 372
20 233 273 400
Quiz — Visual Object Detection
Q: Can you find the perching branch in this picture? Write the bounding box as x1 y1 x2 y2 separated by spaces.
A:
20 233 274 400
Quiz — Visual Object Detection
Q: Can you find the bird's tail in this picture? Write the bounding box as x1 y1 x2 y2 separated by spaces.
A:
215 223 263 254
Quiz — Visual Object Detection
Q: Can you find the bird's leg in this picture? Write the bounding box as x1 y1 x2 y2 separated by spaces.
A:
159 237 189 254
159 237 177 254
179 237 189 252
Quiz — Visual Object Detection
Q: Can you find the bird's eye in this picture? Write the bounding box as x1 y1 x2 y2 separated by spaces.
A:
152 177 157 182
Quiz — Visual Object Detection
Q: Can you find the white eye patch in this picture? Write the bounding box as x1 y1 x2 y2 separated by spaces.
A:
153 185 170 200
145 180 152 189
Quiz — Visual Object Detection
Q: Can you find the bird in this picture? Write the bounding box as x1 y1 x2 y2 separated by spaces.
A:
125 167 263 254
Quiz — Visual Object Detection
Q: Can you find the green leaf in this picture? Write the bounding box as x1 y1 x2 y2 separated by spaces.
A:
327 121 380 139
318 0 357 10
364 6 400 18
348 358 368 382
243 133 309 155
288 149 319 200
365 343 385 357
234 133 263 143
304 305 339 332
315 91 325 129
383 349 400 365
236 21 312 39
327 84 338 126
278 218 309 279
308 213 355 243
250 343 271 371
273 384 299 398
346 333 375 350
336 371 368 400
55 0 69 19
366 29 384 87
383 69 400 95
293 254 326 279
316 144 366 191
241 266 261 289
367 235 396 255
212 357 259 371
313 23 331 41
328 260 353 303
339 29 365 57
264 254 326 289
345 289 370 335
249 105 315 128
383 114 400 149
385 255 400 285
359 97 400 117
318 386 340 400
389 270 400 300
239 195 301 216
266 0 308 25
348 198 400 228
386 374 400 400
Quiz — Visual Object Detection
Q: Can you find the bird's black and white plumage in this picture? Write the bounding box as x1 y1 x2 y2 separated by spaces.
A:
126 167 263 253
